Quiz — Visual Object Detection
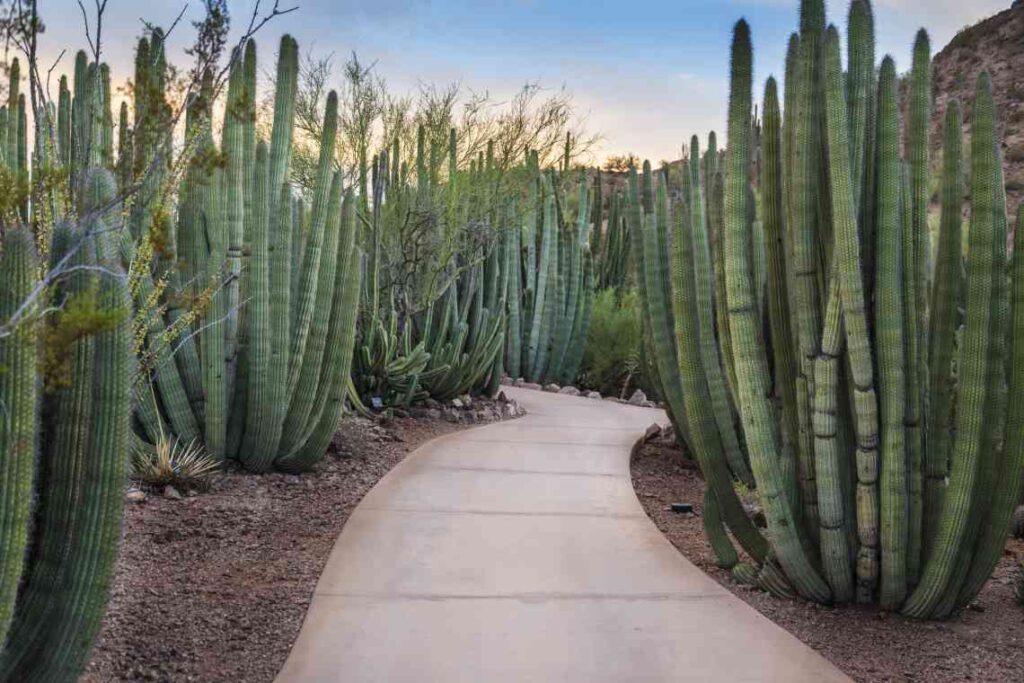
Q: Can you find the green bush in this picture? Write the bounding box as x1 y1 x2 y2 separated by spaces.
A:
577 288 654 398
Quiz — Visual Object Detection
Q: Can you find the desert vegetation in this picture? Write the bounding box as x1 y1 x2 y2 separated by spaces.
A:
0 0 1022 680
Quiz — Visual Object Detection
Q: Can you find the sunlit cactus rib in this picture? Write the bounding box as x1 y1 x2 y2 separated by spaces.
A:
903 73 998 619
723 20 829 603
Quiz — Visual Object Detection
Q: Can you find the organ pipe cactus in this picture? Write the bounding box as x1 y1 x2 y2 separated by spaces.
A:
644 0 1024 617
0 224 131 679
126 35 362 473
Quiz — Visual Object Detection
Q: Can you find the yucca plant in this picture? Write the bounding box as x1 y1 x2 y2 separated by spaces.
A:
641 0 1024 617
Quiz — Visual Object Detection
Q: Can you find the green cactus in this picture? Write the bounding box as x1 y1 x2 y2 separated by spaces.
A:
0 218 131 682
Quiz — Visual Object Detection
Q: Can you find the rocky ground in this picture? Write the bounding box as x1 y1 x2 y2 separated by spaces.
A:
631 430 1024 683
82 393 522 683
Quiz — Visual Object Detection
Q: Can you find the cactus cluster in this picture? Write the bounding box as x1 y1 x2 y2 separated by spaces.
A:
354 129 599 406
510 161 595 385
640 0 1024 616
0 53 131 681
125 35 363 473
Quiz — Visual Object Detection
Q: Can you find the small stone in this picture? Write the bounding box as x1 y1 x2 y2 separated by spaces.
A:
585 391 602 400
284 474 301 485
496 391 508 403
163 485 182 500
628 389 648 406
459 394 473 408
558 386 581 396
126 489 147 503
521 382 542 391
644 423 662 442
425 398 441 409
501 375 513 386
475 410 489 422
393 408 410 418
543 383 561 393
513 378 526 387
451 398 465 409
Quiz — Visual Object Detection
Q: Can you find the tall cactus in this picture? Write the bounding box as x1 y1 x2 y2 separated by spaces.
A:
643 0 1019 617
0 219 131 681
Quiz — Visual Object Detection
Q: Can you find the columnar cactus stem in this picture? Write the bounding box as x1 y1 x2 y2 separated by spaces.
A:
724 20 830 603
903 73 998 619
925 102 963 552
0 229 38 648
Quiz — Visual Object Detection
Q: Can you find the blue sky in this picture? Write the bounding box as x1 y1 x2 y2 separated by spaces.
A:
41 0 1008 162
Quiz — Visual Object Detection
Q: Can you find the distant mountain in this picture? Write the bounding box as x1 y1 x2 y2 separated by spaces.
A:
930 1 1024 215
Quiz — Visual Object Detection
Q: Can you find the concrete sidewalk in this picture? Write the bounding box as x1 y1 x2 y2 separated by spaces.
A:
275 387 851 682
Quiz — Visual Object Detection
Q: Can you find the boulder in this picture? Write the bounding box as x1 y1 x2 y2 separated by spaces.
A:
558 386 581 396
543 383 561 393
585 391 602 400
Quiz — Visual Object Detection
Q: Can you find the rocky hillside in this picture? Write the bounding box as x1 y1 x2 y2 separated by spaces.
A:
930 1 1024 214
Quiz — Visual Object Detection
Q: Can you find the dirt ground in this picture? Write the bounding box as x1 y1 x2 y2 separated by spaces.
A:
631 435 1024 683
82 409 503 683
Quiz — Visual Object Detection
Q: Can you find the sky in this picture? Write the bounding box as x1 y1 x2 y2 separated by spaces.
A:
39 0 1009 163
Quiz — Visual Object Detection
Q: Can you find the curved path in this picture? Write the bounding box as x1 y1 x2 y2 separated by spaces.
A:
275 387 850 682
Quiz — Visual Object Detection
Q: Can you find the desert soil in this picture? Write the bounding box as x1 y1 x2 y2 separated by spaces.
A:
631 434 1024 683
82 411 497 682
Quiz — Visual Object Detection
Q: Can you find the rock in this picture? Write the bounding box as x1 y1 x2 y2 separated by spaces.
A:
520 382 542 391
475 410 490 422
644 423 663 442
558 386 581 396
459 394 473 408
585 391 602 399
543 383 561 393
425 398 441 409
628 389 648 406
424 408 442 420
163 485 182 500
126 488 147 503
392 408 410 418
496 391 508 403
451 398 465 409
500 375 513 386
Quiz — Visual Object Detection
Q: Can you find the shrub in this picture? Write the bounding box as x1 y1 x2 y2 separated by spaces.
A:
133 434 220 491
577 288 655 398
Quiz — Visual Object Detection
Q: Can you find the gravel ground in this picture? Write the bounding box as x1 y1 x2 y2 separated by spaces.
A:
631 434 1024 683
82 407 508 682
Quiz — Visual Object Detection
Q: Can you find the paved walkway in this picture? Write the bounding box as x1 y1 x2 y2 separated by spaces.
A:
275 387 851 682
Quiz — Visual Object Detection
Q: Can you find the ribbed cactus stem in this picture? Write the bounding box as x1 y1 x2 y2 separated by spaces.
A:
724 20 829 603
903 73 998 619
925 102 963 552
0 229 38 648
